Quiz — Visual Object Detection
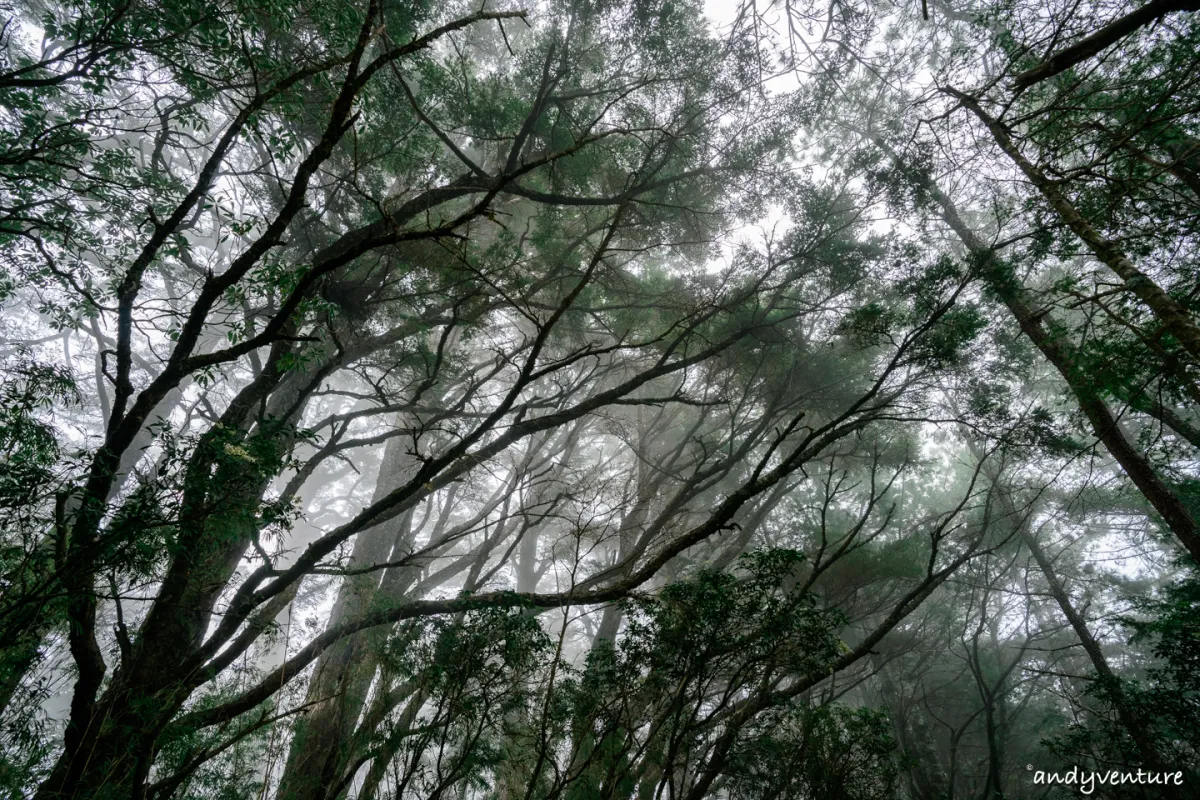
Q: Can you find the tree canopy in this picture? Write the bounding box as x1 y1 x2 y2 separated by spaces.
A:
1 0 1199 798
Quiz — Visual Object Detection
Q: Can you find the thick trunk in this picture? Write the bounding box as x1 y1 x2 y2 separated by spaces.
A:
35 344 325 800
35 446 283 800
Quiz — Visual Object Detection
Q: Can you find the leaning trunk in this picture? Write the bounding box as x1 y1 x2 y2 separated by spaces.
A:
926 174 1200 561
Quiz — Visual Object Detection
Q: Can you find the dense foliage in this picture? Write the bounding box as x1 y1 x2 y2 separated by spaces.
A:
1 0 1199 798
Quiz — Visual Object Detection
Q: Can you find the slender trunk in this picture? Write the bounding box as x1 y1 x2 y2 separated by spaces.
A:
1124 131 1200 202
1022 532 1165 763
1011 0 1200 90
981 698 1005 800
275 435 418 800
949 89 1200 364
1162 134 1200 200
0 635 43 719
927 175 1200 562
0 389 185 721
1125 389 1200 450
965 442 1172 782
355 686 430 800
872 654 949 800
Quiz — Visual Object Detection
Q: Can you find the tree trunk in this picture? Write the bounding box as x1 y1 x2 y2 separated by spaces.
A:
1011 0 1200 90
966 442 1173 784
927 175 1200 562
949 89 1200 364
1021 530 1167 769
275 434 418 800
35 341 327 800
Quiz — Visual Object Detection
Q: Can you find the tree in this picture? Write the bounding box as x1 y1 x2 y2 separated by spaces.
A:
7 0 1200 796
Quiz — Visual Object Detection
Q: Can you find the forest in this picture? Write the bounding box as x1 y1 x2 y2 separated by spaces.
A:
1 0 1199 797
